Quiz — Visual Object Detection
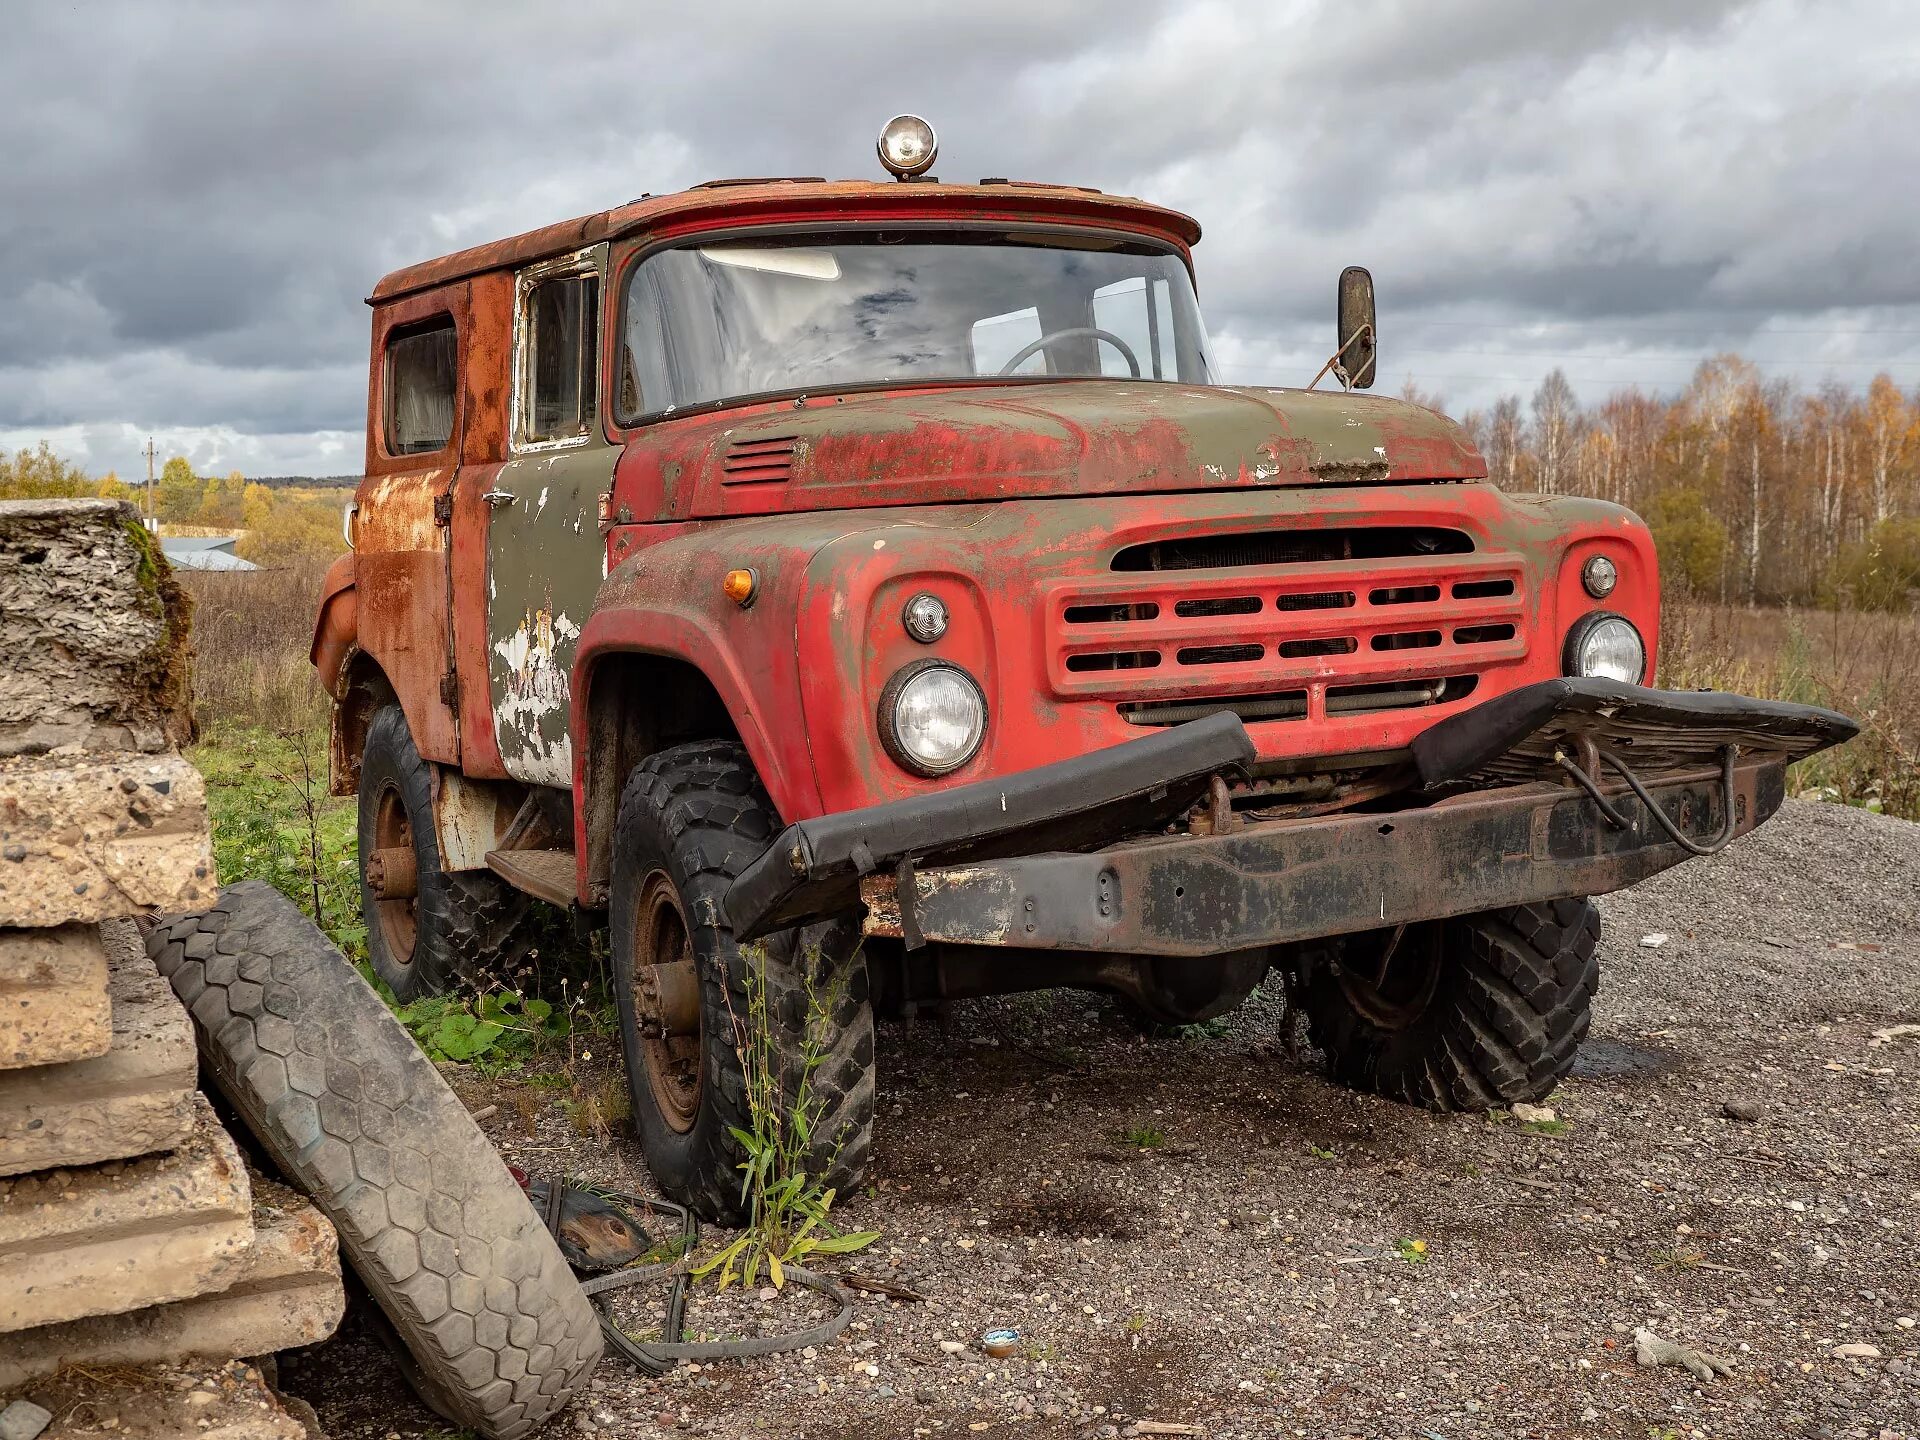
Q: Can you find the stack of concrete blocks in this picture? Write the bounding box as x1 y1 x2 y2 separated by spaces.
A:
0 500 342 1438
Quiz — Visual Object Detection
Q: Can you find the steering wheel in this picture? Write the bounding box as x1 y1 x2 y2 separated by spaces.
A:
997 326 1142 378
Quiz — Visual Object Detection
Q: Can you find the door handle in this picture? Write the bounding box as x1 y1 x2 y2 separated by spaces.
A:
482 490 517 507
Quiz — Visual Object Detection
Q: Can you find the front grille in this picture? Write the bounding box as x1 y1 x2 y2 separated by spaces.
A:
1111 526 1472 572
1050 529 1527 731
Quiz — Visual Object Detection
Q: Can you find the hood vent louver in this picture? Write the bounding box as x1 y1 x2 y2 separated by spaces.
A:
721 436 800 485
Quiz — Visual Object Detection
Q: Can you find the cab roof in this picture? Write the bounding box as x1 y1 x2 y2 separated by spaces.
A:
368 178 1203 304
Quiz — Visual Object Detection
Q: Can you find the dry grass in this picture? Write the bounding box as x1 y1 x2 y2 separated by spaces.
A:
177 557 334 735
1660 599 1920 820
174 556 1918 823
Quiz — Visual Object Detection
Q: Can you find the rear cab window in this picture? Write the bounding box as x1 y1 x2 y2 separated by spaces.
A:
385 316 458 456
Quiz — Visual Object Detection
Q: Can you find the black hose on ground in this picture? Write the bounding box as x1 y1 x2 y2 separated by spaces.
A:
577 1190 853 1375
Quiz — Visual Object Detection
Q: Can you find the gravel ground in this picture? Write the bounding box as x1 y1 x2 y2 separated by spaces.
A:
282 798 1920 1440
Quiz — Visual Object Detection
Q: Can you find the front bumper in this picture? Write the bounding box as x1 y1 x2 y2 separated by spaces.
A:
726 680 1855 957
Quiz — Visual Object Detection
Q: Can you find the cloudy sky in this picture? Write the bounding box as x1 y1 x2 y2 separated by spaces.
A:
4 0 1918 479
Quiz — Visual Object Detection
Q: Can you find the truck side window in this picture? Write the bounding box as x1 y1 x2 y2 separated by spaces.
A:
385 316 458 456
525 274 599 442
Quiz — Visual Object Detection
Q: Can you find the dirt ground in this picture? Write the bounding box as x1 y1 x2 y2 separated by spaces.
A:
282 799 1920 1440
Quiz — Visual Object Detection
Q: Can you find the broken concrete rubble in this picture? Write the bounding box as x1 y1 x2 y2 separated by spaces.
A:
3 1360 309 1440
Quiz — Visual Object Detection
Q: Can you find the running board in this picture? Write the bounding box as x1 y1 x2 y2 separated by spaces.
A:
484 848 577 907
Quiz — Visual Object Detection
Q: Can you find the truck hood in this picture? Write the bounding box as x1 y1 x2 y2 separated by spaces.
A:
616 381 1488 520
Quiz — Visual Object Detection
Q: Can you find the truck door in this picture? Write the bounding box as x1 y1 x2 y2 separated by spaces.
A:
481 247 617 788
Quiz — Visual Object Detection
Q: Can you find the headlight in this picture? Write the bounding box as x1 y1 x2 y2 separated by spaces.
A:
1565 612 1645 684
879 661 986 775
1581 554 1619 598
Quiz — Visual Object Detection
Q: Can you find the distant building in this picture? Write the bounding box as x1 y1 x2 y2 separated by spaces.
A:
160 535 258 572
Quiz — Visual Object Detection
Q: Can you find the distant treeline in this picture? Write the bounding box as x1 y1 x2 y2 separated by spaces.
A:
247 475 359 489
0 444 345 566
1405 357 1920 608
7 353 1920 598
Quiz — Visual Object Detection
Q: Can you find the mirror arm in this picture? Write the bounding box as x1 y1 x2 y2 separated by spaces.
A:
1305 323 1375 393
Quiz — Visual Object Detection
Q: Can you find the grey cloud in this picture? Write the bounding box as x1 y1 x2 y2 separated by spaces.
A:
2 0 1917 475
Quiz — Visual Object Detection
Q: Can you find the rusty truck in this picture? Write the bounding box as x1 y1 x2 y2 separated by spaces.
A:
313 116 1855 1222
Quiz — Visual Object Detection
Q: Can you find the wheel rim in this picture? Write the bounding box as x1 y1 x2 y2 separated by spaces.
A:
633 870 702 1134
1333 923 1442 1030
371 783 418 965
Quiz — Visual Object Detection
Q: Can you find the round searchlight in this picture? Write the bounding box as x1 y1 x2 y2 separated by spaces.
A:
877 114 938 179
1565 612 1646 684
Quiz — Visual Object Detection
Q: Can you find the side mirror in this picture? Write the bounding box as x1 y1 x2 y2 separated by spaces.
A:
1337 266 1377 390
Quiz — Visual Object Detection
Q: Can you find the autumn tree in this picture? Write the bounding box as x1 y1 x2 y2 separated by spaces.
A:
155 456 202 522
0 441 96 499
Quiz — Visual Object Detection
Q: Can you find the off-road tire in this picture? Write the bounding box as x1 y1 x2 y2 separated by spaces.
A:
358 705 531 1000
147 881 602 1439
1300 898 1601 1110
611 741 874 1225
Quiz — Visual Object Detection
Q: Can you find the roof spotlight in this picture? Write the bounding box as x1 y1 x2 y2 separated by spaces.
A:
877 114 938 180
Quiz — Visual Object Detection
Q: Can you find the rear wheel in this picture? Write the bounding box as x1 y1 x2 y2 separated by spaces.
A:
1298 899 1600 1110
610 741 874 1224
357 706 531 1000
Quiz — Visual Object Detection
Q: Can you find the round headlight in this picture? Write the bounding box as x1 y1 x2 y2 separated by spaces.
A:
1581 554 1619 598
879 661 986 775
876 114 938 179
1565 612 1646 684
902 592 949 644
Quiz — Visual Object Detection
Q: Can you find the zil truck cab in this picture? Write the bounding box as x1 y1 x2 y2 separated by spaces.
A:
314 116 1854 1221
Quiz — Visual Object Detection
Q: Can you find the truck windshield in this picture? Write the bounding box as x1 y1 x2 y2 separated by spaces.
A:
617 230 1212 418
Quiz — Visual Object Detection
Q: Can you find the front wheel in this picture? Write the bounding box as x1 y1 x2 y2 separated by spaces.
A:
1297 899 1600 1110
609 741 874 1225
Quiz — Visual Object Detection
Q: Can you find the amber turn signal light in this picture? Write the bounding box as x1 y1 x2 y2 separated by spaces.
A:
722 568 759 607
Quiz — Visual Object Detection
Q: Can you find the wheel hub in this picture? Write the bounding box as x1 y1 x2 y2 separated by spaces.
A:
364 845 418 900
370 784 418 964
631 871 703 1134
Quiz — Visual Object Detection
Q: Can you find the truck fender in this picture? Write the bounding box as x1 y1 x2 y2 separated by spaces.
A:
310 553 358 698
571 612 819 905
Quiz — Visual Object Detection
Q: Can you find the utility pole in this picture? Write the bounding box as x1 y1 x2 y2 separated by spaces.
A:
143 438 156 524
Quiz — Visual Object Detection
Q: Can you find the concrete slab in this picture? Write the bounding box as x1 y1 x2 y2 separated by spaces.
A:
0 924 110 1071
0 497 193 758
0 1180 344 1389
0 1095 252 1334
0 751 216 928
0 919 196 1170
0 1359 310 1440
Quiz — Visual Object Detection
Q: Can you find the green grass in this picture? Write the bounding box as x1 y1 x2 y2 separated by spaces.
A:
191 723 362 958
191 723 619 1079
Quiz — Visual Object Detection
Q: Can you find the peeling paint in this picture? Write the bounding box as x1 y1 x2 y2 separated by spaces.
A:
492 603 580 787
485 443 618 788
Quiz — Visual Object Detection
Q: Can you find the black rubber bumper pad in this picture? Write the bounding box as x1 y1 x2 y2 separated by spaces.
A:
1410 677 1858 790
726 711 1255 939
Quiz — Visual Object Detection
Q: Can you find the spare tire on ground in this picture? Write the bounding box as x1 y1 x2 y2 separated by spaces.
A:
147 880 601 1440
